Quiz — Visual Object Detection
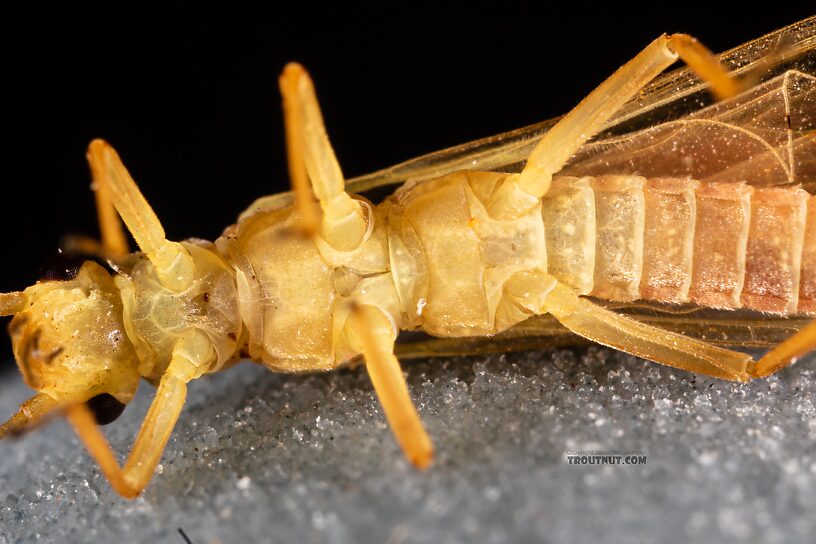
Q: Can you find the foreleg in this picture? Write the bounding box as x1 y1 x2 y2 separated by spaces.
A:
65 331 211 498
86 140 195 291
0 393 59 439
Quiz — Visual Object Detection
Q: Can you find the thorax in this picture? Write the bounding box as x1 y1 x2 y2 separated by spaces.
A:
216 200 401 372
115 241 243 382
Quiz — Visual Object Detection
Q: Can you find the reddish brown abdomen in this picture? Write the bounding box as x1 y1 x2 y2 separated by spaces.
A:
542 176 814 315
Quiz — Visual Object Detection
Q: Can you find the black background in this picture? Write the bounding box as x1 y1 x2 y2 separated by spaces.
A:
1 4 813 365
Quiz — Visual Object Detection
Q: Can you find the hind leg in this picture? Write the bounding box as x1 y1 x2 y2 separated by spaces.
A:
501 272 814 381
499 271 755 381
489 33 742 219
750 320 816 378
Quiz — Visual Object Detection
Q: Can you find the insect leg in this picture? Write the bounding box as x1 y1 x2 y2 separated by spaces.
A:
512 273 756 381
666 35 741 100
86 140 195 292
279 63 368 251
0 291 24 316
489 34 738 219
0 393 59 439
86 143 130 258
65 331 210 498
346 304 434 468
57 235 107 257
279 63 319 237
750 320 816 378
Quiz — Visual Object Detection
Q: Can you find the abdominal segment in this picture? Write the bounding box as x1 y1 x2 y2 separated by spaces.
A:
542 176 814 315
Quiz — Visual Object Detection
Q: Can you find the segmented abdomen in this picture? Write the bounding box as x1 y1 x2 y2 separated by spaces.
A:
542 176 816 315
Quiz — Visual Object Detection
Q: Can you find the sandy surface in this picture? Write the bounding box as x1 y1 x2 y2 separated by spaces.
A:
1 347 814 544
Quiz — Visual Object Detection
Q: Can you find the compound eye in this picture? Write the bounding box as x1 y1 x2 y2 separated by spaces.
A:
86 393 127 425
38 251 108 282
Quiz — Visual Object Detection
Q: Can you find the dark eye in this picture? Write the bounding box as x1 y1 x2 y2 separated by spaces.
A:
38 251 109 282
86 393 127 425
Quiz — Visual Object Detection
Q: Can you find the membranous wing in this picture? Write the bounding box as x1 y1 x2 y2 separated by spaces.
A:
348 16 816 194
242 18 814 214
394 304 814 360
562 69 815 189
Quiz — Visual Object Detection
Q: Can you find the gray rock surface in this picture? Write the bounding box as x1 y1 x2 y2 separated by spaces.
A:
1 348 814 544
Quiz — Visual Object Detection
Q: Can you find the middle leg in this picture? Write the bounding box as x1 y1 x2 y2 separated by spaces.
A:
345 304 434 468
279 63 369 251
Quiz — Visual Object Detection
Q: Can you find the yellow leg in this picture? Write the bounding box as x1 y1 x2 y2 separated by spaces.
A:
667 34 740 100
65 331 210 498
750 320 816 378
86 145 130 258
279 63 368 251
59 235 108 257
517 275 757 381
0 393 59 439
347 304 434 468
86 140 195 292
510 274 812 382
279 64 320 237
488 33 741 219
